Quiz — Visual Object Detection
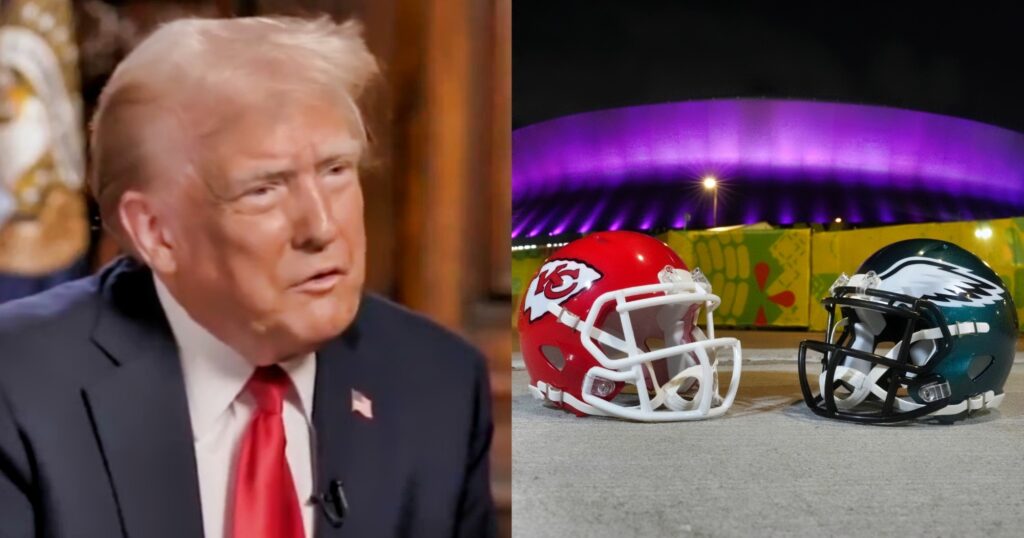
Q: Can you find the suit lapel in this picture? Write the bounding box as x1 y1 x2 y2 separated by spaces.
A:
83 259 204 538
313 324 407 538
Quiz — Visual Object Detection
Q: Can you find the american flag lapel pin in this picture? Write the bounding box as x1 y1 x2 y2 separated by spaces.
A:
351 389 373 419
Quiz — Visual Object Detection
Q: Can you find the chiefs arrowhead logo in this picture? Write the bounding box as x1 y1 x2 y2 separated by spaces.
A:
523 259 603 322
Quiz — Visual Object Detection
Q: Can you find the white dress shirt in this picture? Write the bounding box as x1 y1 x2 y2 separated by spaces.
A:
154 276 317 538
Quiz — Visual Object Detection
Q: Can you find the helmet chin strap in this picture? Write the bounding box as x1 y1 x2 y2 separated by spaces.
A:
821 320 992 414
646 359 723 411
820 365 874 410
646 327 723 412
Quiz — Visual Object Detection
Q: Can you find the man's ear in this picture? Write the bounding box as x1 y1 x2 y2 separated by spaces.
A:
118 189 177 273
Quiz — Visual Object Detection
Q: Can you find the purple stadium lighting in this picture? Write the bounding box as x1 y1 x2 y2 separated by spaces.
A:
551 204 584 236
639 203 658 230
671 210 688 229
512 99 1024 238
579 195 611 234
511 206 542 238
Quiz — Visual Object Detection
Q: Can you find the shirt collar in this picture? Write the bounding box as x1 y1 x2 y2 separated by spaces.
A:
152 274 316 439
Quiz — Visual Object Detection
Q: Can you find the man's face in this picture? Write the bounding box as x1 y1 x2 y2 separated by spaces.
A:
164 98 366 362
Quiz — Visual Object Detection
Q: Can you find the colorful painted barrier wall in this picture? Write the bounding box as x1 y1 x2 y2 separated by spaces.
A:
511 217 1024 332
662 227 811 327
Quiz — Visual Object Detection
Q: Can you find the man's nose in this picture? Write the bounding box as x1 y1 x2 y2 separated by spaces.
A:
291 175 338 251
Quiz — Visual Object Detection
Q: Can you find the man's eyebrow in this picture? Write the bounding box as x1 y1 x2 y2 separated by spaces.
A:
315 139 362 165
230 140 362 184
233 165 296 185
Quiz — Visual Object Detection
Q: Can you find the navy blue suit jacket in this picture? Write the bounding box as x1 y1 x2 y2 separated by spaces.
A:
0 258 496 537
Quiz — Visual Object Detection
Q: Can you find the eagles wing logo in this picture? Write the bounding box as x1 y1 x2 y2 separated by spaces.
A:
877 257 1004 308
523 259 603 322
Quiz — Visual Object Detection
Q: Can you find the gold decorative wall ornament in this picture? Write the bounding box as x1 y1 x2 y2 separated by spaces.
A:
0 0 87 275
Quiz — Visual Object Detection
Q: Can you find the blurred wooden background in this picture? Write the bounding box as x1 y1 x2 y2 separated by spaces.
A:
76 0 511 535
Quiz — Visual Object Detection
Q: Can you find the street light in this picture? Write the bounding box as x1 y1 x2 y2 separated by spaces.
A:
703 176 718 227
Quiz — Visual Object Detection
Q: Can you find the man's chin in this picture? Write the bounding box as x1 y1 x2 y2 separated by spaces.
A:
260 325 343 364
298 285 360 311
286 309 360 349
250 294 361 361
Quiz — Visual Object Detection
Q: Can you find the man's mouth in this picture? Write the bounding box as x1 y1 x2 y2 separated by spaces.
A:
293 267 344 293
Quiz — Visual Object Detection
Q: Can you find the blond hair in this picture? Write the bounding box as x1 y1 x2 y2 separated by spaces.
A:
88 16 380 244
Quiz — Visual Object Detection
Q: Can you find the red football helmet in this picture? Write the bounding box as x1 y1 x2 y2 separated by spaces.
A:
517 231 742 421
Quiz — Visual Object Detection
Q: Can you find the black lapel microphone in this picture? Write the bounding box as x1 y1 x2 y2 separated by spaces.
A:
314 479 349 528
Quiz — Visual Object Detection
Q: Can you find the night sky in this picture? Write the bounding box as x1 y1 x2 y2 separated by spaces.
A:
514 2 1024 132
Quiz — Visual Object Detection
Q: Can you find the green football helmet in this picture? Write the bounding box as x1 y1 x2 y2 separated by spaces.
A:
799 239 1019 423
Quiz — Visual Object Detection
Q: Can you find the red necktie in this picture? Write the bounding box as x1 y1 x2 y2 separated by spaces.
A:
231 366 305 538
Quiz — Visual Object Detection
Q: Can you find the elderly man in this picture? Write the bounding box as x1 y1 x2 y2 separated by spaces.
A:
0 16 495 538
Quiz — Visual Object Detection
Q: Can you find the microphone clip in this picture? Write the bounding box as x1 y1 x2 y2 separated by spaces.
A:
316 479 348 528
